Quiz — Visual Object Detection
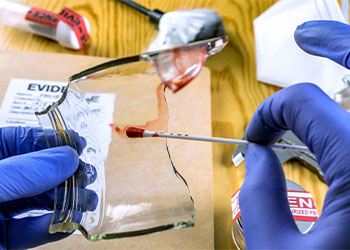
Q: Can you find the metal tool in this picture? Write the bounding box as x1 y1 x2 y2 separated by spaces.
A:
334 74 350 111
118 0 164 25
232 131 325 183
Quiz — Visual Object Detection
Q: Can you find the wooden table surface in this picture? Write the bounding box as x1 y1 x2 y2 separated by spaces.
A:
0 0 329 249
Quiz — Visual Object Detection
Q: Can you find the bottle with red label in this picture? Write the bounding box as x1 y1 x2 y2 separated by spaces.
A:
0 0 90 50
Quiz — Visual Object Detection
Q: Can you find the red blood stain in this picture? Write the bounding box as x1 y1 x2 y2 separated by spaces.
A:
156 46 207 93
110 47 206 138
109 124 127 138
110 83 168 138
152 133 159 137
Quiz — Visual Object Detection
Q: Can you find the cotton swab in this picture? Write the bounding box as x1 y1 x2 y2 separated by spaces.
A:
125 127 310 153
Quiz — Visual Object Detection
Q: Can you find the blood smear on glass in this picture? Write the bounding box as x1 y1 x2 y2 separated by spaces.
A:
110 83 168 138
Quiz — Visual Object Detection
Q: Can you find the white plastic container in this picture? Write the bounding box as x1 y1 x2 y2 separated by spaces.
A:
0 0 90 50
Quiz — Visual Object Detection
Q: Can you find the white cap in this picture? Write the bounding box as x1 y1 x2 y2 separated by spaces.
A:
56 16 90 50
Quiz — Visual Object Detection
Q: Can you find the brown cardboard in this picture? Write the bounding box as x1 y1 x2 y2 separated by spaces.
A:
0 51 213 249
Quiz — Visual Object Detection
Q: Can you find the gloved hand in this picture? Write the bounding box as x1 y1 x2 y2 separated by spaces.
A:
239 20 350 249
0 127 97 249
294 20 350 69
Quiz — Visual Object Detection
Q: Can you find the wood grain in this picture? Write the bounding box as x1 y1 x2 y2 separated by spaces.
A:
0 0 329 249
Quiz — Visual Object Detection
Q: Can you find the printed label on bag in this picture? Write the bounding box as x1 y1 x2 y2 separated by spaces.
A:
231 189 318 223
58 7 89 48
25 7 59 28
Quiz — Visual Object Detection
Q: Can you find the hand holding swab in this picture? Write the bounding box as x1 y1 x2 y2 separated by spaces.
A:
125 127 309 153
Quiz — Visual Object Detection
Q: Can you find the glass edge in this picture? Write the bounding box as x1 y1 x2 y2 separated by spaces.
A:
68 35 228 84
49 220 195 241
206 36 228 57
145 35 228 58
69 55 141 83
35 87 69 116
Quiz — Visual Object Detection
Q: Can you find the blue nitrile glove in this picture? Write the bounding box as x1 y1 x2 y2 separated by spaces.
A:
239 20 350 249
0 127 97 249
294 20 350 69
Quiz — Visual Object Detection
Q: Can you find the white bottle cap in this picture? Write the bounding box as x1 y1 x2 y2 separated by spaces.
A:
56 16 90 50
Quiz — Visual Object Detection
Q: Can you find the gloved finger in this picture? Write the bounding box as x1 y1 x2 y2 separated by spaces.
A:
6 213 73 249
56 186 98 212
0 146 79 203
46 129 87 155
245 83 350 185
76 159 97 188
0 126 87 159
0 186 98 218
294 20 350 69
239 144 301 248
